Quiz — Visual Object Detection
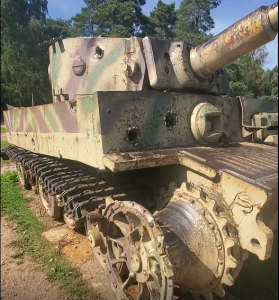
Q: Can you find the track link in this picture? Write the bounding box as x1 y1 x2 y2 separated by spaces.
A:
2 145 153 226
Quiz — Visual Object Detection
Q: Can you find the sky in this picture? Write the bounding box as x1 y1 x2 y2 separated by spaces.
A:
47 0 278 69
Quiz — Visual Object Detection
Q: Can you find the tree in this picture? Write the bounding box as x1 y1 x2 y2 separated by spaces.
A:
259 65 278 99
44 18 73 39
70 0 106 37
174 0 221 44
149 0 176 39
1 0 50 111
226 46 277 99
70 0 153 37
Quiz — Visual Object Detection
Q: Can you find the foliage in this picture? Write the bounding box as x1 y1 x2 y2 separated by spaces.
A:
71 0 153 37
44 18 73 39
150 0 176 39
1 0 50 109
1 171 18 184
227 46 278 99
174 0 221 44
1 141 10 150
70 1 105 37
1 171 101 299
259 65 278 99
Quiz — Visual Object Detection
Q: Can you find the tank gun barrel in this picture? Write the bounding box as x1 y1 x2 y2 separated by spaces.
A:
190 2 278 80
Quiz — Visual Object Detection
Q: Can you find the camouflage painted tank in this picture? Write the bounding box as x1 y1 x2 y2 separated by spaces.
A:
1 3 278 300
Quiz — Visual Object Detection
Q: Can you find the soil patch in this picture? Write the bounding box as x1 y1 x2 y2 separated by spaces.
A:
42 226 115 300
1 217 66 300
1 163 16 175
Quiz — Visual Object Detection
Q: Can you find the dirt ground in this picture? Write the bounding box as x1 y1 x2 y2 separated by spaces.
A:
1 217 66 300
0 162 16 174
0 163 276 300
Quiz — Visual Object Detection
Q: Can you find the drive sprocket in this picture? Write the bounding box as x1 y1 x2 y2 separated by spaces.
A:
154 182 242 300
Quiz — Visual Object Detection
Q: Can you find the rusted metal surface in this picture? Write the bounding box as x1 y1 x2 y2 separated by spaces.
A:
190 102 223 146
190 2 278 79
4 91 277 173
2 145 157 230
180 142 278 190
2 138 278 299
239 97 278 144
268 2 279 31
178 143 278 261
103 142 278 186
37 179 61 219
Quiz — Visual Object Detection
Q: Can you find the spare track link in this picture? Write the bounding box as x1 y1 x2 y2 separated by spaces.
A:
3 145 152 226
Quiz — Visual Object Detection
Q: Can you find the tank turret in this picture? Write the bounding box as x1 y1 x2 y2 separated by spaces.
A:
48 3 277 102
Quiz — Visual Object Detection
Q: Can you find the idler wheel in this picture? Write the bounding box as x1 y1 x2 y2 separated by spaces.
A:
16 162 31 190
37 179 61 220
103 199 174 300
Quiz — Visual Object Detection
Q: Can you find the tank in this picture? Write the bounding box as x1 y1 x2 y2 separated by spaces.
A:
1 3 278 300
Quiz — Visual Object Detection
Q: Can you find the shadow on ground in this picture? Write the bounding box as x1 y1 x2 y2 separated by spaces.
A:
227 231 278 300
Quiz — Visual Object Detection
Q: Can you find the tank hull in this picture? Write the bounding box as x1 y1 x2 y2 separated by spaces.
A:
4 91 277 170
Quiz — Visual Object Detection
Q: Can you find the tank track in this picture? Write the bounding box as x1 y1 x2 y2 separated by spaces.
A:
3 145 154 227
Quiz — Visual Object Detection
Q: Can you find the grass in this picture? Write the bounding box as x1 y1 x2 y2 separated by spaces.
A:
1 171 102 300
1 141 10 149
1 126 6 133
1 141 11 164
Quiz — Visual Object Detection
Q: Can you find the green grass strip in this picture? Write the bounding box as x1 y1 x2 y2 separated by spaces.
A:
1 126 6 133
1 141 10 149
1 171 101 300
